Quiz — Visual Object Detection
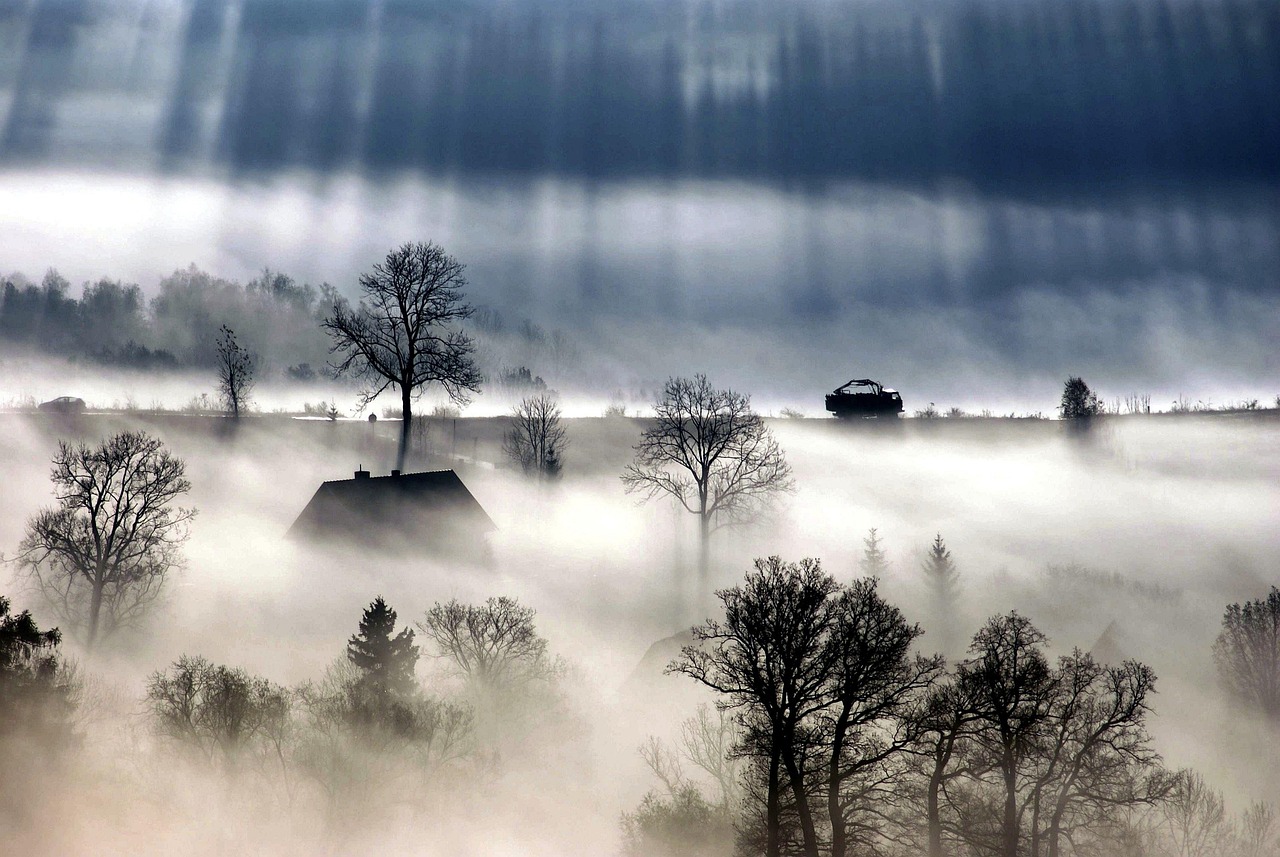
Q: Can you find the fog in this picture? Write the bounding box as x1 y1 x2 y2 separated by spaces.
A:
2 0 1277 852
1 407 1278 855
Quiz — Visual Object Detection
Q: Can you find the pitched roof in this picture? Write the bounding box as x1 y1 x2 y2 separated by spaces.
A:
287 469 495 544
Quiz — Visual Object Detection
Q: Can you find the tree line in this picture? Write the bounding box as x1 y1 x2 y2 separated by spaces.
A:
623 557 1280 857
0 266 335 371
1 588 572 841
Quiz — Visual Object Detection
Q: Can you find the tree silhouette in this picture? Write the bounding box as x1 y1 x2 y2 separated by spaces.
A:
323 242 483 471
416 596 560 692
956 613 1058 857
504 393 568 480
1212 586 1280 721
146 655 290 767
215 324 256 418
921 534 961 650
15 431 195 647
859 528 889 577
671 556 838 857
0 595 73 742
622 375 793 574
347 596 420 703
1060 377 1103 419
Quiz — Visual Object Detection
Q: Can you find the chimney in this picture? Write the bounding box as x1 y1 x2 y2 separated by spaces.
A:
354 465 370 480
391 469 401 477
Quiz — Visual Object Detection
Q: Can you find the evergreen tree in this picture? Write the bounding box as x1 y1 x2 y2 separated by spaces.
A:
0 595 74 743
859 528 890 576
347 596 420 702
921 534 961 650
1060 376 1102 419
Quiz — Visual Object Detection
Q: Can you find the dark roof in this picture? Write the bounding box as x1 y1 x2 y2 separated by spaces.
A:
287 469 495 544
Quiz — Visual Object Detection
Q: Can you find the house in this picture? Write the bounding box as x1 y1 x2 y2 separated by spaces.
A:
288 467 495 557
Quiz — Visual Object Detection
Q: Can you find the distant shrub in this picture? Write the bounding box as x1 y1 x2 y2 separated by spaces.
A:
603 402 628 418
779 407 805 419
620 786 734 857
430 404 461 419
498 366 547 393
1041 563 1182 606
286 363 316 382
945 407 966 419
914 403 939 419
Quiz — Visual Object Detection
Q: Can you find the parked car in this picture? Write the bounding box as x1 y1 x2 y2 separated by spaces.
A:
38 396 87 414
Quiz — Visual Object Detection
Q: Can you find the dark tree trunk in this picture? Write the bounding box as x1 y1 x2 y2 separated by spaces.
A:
87 575 105 649
783 746 821 857
1002 758 1019 857
828 711 851 857
766 744 783 857
398 384 412 472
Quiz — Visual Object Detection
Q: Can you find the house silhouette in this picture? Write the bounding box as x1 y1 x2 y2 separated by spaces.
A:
288 467 495 555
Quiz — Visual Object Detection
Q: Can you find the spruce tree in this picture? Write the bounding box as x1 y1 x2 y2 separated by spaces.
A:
921 534 958 597
921 534 961 650
347 596 420 702
859 528 890 577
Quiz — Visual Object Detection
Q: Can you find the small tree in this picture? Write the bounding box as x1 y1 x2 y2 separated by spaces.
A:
921 533 961 650
1060 376 1103 419
622 375 794 574
1212 587 1280 721
323 242 484 471
504 393 568 480
215 324 256 418
860 528 890 576
146 655 290 767
347 596 419 703
416 596 561 693
14 431 195 647
0 595 74 743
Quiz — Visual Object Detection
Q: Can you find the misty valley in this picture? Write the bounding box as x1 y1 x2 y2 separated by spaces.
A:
3 0 1278 851
1 367 1277 856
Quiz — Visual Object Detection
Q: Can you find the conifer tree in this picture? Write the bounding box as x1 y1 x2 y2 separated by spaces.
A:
859 528 890 577
921 534 961 649
347 596 420 702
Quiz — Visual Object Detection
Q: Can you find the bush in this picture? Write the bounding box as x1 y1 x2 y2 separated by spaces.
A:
621 786 734 857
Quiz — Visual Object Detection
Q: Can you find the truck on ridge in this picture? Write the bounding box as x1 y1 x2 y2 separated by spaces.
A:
825 379 904 418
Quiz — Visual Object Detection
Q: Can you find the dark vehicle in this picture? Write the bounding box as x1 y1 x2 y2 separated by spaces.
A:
38 396 87 414
825 379 903 418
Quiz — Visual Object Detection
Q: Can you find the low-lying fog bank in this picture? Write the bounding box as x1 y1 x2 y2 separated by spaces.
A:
2 409 1277 855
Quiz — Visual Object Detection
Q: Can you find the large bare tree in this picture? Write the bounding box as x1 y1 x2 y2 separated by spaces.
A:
14 431 195 648
622 375 793 573
503 393 568 480
323 242 483 471
215 324 256 418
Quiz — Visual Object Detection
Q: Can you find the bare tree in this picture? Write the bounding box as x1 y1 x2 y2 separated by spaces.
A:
1212 587 1280 721
504 393 567 479
622 375 793 573
416 596 561 692
215 324 256 418
14 431 195 647
323 242 483 471
146 654 291 769
956 613 1059 857
671 556 840 857
1161 770 1231 857
681 704 743 812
